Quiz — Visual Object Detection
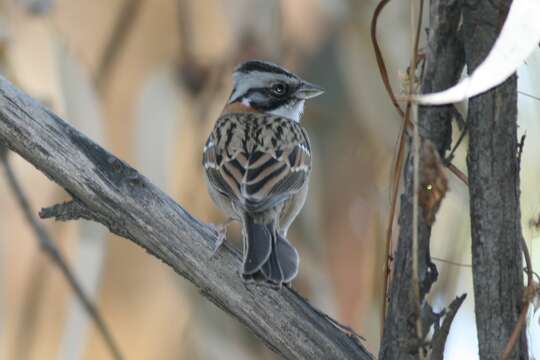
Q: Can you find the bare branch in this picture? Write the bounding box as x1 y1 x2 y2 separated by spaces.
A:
40 200 96 221
0 76 374 360
431 294 467 359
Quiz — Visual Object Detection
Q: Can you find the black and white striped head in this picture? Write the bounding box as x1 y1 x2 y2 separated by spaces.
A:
228 60 324 122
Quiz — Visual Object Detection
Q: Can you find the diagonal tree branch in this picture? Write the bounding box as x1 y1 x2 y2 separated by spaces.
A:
0 75 374 360
430 293 467 358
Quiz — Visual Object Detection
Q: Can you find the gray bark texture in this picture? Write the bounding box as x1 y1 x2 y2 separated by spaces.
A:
463 0 528 359
379 0 465 359
0 76 374 360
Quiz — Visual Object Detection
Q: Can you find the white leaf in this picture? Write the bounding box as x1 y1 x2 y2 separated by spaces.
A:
414 0 540 105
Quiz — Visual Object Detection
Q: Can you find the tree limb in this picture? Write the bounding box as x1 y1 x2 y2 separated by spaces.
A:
463 0 528 358
0 75 374 360
430 294 467 359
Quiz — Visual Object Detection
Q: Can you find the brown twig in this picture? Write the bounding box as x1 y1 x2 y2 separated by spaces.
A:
446 163 468 185
371 0 407 334
372 0 468 335
0 148 123 360
375 0 427 334
370 0 405 118
381 123 405 325
444 120 469 185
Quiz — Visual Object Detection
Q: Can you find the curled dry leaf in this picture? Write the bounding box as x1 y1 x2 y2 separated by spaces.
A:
419 140 448 225
413 0 540 105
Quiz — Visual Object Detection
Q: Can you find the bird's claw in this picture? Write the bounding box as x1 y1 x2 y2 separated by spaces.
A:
208 218 234 257
211 224 227 256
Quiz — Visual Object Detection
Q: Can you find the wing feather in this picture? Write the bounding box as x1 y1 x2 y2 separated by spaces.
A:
203 113 311 213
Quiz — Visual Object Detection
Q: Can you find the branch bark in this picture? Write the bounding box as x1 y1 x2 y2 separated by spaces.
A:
379 1 465 359
0 75 374 360
463 0 528 358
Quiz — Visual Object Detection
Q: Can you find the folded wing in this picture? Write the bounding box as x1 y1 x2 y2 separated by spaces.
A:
203 114 311 213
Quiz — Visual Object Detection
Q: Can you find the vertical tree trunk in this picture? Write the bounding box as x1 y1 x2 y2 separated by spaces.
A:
463 0 528 359
378 1 464 359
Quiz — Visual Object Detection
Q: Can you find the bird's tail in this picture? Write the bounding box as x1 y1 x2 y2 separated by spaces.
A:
242 215 299 286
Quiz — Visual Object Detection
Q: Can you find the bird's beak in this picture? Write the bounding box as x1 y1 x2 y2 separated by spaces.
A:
296 81 325 100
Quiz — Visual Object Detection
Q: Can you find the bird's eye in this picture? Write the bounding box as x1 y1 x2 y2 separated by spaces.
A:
271 83 288 96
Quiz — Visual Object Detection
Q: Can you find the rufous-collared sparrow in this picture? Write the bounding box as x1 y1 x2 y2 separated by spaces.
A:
203 60 323 287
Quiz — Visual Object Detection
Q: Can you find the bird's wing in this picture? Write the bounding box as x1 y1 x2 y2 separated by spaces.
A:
203 113 312 213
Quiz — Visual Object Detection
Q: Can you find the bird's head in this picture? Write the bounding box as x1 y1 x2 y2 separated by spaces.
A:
227 60 324 122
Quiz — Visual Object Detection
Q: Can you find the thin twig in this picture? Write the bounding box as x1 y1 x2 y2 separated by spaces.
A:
518 90 540 102
517 134 526 167
446 163 468 185
381 124 405 326
370 0 468 183
372 0 409 333
373 0 466 336
432 256 472 268
444 121 469 165
376 0 426 343
0 149 123 360
370 0 406 118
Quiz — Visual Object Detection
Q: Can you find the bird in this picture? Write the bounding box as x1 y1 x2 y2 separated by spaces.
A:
202 60 323 287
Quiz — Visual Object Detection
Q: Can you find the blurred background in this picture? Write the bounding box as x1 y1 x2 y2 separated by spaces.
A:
0 0 538 359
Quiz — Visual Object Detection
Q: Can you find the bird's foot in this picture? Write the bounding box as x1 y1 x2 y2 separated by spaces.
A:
209 218 234 256
241 272 284 290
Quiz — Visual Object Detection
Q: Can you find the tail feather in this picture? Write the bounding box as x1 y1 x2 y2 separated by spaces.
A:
243 216 272 275
260 241 284 283
274 233 299 283
243 216 299 285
